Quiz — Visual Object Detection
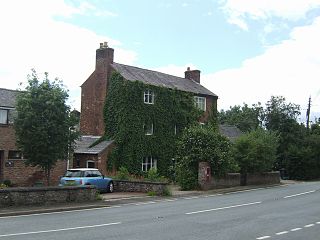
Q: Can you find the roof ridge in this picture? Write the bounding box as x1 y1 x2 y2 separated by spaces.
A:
112 62 187 81
0 88 21 93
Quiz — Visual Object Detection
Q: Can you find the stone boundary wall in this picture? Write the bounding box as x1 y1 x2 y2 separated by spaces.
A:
246 172 280 185
0 186 97 207
198 162 280 190
114 180 168 195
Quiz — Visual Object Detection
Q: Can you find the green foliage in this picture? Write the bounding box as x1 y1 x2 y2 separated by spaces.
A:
115 166 130 180
232 128 279 174
147 191 157 196
162 186 172 196
14 69 77 185
104 72 200 177
145 168 159 182
218 103 263 132
176 125 236 190
3 179 12 187
285 128 320 180
0 183 8 189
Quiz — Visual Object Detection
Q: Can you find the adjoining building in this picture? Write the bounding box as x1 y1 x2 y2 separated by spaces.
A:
0 88 66 186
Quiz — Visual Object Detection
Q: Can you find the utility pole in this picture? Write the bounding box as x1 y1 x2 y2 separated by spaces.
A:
306 96 311 130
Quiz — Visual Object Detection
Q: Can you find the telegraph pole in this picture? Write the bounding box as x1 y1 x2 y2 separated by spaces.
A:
306 96 311 130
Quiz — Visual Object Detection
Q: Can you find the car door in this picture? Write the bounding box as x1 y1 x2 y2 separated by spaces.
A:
86 170 107 190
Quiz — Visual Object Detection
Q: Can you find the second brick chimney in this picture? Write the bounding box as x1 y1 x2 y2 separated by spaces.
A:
185 67 201 84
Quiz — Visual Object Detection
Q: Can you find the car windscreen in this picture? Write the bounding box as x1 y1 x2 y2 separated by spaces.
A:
64 170 84 177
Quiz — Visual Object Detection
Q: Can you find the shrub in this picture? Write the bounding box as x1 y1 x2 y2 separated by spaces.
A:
176 125 235 190
232 128 279 174
115 166 130 180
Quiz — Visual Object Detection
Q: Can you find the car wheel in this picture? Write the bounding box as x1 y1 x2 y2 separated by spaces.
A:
107 181 114 193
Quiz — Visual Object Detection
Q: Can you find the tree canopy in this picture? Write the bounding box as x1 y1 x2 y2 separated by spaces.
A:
14 70 76 185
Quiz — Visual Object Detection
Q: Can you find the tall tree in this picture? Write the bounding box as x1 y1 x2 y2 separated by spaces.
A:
218 103 263 132
15 70 75 185
263 96 301 170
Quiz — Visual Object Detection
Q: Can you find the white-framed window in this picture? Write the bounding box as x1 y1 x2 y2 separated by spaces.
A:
0 109 9 124
142 156 157 172
144 123 154 135
194 96 206 111
86 160 95 168
144 90 154 104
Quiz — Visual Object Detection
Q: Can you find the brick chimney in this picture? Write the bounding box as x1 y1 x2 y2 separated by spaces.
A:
96 42 114 73
185 67 200 84
80 42 114 136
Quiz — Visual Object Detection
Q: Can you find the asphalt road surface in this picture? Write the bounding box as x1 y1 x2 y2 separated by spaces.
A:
0 181 319 240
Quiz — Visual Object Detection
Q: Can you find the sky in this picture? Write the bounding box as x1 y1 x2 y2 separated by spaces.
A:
1 0 320 123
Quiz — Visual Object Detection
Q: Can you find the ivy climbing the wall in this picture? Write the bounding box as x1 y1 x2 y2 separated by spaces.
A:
104 72 201 177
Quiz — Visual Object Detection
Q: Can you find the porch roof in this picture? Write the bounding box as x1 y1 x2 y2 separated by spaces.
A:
74 136 113 154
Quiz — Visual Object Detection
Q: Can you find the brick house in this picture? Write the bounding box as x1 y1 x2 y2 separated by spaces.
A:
0 88 66 186
76 42 218 174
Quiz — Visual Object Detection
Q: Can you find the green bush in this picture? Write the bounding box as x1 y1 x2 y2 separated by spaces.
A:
0 183 8 189
115 166 130 180
232 128 279 174
176 125 235 190
146 168 158 181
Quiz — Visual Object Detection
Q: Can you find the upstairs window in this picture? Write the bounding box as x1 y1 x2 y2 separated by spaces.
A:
194 96 206 111
0 109 8 124
142 156 157 172
144 123 154 135
144 90 154 104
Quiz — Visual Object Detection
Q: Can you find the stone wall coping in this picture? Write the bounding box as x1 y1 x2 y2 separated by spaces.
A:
114 180 168 185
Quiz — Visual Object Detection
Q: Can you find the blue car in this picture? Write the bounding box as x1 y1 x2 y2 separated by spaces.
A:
59 168 114 193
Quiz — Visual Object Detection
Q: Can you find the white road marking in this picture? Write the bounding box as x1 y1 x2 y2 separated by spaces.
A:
183 196 199 200
185 201 261 215
304 224 315 228
283 190 315 199
276 231 288 235
0 222 121 238
290 228 302 232
316 222 320 224
256 236 271 239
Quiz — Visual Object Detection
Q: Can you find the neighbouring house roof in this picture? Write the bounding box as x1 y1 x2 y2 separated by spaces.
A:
74 136 113 154
219 124 243 142
111 63 218 97
0 88 19 108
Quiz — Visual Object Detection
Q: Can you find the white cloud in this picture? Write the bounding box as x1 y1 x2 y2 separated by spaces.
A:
0 0 135 110
201 16 320 117
220 0 320 30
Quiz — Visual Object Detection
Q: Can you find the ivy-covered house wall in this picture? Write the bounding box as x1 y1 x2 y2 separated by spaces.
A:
104 72 202 177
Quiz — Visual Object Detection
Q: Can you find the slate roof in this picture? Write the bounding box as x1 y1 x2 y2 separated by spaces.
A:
219 124 243 142
74 136 113 154
111 63 217 97
0 88 19 108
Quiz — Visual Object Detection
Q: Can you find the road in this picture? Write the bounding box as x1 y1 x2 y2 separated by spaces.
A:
0 181 319 240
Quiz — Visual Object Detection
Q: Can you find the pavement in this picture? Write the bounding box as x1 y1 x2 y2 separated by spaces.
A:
0 181 298 217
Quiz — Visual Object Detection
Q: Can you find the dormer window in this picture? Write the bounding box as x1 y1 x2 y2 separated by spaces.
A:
0 108 9 124
144 90 154 104
194 96 206 111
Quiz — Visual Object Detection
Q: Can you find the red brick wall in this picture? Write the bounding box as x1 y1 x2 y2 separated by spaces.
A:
80 46 114 136
0 125 67 186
